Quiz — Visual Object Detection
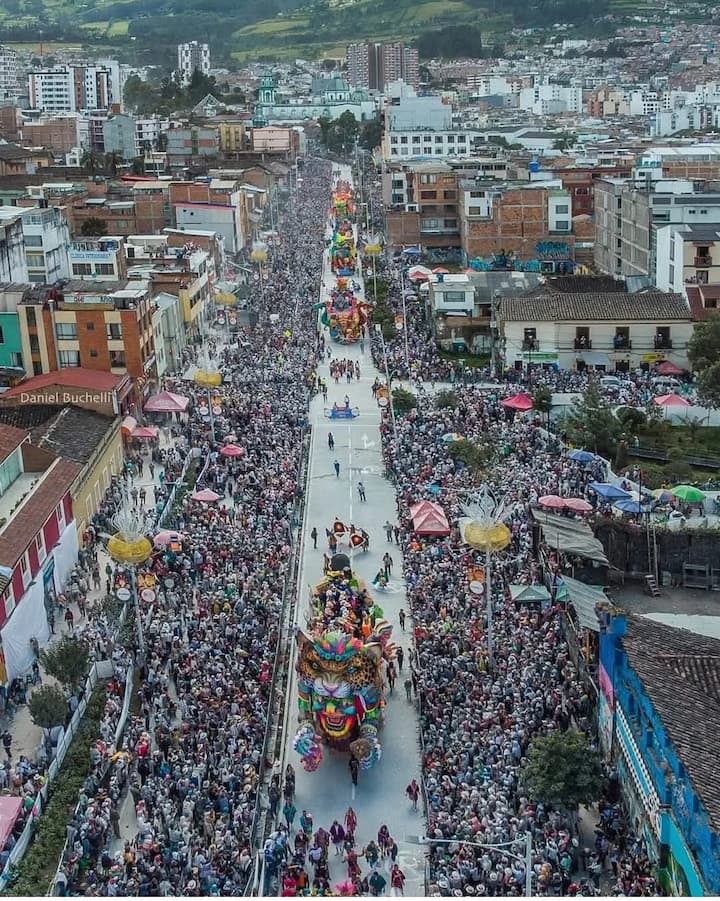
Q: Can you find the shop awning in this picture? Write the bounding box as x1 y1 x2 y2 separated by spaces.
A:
557 575 606 632
532 509 609 564
576 352 609 367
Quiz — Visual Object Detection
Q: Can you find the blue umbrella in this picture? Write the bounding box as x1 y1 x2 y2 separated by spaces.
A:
589 482 630 500
568 449 595 463
614 498 647 514
403 247 422 256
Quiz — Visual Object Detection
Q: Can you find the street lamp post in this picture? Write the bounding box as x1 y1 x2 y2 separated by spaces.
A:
107 510 153 658
410 833 533 897
194 361 223 444
399 265 410 372
375 323 398 455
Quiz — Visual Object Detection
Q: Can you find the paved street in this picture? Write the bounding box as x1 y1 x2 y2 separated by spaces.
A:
275 172 426 895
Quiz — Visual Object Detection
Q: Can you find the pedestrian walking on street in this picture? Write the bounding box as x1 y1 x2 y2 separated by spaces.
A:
345 806 358 839
269 780 280 819
390 864 406 897
404 678 412 701
328 432 335 450
1 731 11 760
406 778 420 811
311 527 318 549
348 754 359 787
357 481 366 502
396 647 404 671
393 525 400 544
382 552 393 579
282 800 297 831
64 607 74 632
333 459 340 478
330 820 345 855
384 521 393 542
386 661 397 694
398 608 406 631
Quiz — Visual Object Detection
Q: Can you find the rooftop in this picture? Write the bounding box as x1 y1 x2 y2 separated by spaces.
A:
0 144 32 162
500 291 691 322
622 615 720 831
674 224 720 241
0 368 128 400
0 423 28 465
0 459 81 567
0 404 116 463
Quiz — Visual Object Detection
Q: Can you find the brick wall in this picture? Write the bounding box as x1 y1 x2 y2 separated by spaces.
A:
76 309 110 370
121 309 143 378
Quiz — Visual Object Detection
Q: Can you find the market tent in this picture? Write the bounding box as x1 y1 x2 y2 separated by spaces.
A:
407 265 432 282
653 393 690 408
532 509 609 564
410 500 450 536
589 481 630 500
144 391 189 414
556 575 607 632
131 425 158 439
654 360 684 376
501 392 533 412
509 584 551 605
0 796 22 850
191 488 221 503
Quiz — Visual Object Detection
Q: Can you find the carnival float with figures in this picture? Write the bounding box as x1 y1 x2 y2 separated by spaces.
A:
293 551 397 772
319 276 368 345
332 181 355 219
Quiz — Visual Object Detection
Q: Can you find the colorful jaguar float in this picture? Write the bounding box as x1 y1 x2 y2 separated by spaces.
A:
319 277 368 344
330 220 356 275
293 553 396 772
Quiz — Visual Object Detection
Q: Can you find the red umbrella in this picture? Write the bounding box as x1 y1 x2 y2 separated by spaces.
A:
144 391 189 413
501 392 534 412
220 443 244 457
191 488 221 503
653 393 690 408
131 425 158 439
407 266 432 282
539 495 567 510
563 497 593 514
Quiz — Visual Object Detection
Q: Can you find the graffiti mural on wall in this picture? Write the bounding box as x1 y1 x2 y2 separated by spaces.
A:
468 242 575 273
426 247 463 264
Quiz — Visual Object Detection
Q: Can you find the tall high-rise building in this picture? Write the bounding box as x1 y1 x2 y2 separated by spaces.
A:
346 42 419 90
177 41 211 86
28 66 112 113
0 46 19 102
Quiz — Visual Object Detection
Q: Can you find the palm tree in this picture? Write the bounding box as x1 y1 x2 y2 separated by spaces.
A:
80 149 103 175
104 151 123 176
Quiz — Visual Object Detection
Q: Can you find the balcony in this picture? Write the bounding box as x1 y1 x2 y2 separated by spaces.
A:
654 336 673 350
522 339 540 351
694 255 712 268
574 337 592 350
613 336 632 350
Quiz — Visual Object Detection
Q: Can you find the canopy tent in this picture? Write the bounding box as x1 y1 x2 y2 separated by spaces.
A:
144 391 189 414
567 449 596 463
509 583 551 606
654 360 684 376
407 265 432 282
556 575 606 632
532 509 609 564
410 500 450 536
589 481 630 500
501 392 533 412
131 425 158 439
0 797 22 850
191 488 221 503
653 393 690 408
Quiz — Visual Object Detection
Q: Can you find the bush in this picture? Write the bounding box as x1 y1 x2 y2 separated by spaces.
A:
28 685 67 730
664 460 695 483
616 406 647 429
40 636 90 690
392 387 417 413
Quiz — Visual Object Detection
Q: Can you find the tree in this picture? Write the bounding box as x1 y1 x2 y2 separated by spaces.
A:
688 313 720 407
80 149 104 175
80 217 108 237
566 379 621 456
359 119 383 152
520 729 602 812
28 684 68 729
104 151 123 175
553 132 578 152
448 438 495 478
131 157 146 176
533 385 552 430
318 111 360 157
40 635 90 689
392 386 417 413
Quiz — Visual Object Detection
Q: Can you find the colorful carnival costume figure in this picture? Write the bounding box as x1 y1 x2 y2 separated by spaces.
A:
293 553 396 772
318 277 368 344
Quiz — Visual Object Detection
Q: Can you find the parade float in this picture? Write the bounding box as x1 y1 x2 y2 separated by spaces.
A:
332 181 355 218
330 222 357 275
319 276 368 345
293 552 397 772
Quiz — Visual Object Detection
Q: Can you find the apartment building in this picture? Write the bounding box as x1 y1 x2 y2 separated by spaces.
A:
166 126 219 168
16 279 157 394
68 237 128 281
170 179 245 254
20 114 80 156
0 46 19 102
594 173 720 278
656 224 720 297
346 42 418 89
28 66 113 113
0 206 70 284
177 41 210 86
384 162 460 254
0 213 29 283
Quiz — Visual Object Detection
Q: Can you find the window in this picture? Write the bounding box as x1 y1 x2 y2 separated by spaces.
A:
25 235 42 247
447 135 455 143
110 350 126 368
555 220 569 231
72 263 92 276
90 349 98 358
0 325 3 344
33 360 42 376
36 532 46 563
420 191 437 200
59 350 80 367
555 204 569 214
435 136 443 144
400 136 408 144
390 136 398 144
444 219 457 229
26 308 36 327
29 335 40 354
442 291 465 304
20 552 30 588
412 136 420 144
86 322 95 330
55 322 77 340
56 502 66 529
107 323 122 340
391 179 403 188
2 583 15 617
457 135 466 143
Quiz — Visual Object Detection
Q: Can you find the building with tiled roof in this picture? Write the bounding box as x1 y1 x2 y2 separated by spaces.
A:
599 614 720 895
498 284 693 372
0 368 132 417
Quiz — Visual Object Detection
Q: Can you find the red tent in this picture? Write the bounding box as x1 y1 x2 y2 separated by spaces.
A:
410 500 450 536
191 488 221 503
654 393 690 408
0 797 22 850
501 392 534 412
654 360 684 376
131 425 158 439
144 391 189 414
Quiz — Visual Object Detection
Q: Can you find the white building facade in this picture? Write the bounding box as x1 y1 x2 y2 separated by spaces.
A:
177 42 210 86
0 213 28 283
